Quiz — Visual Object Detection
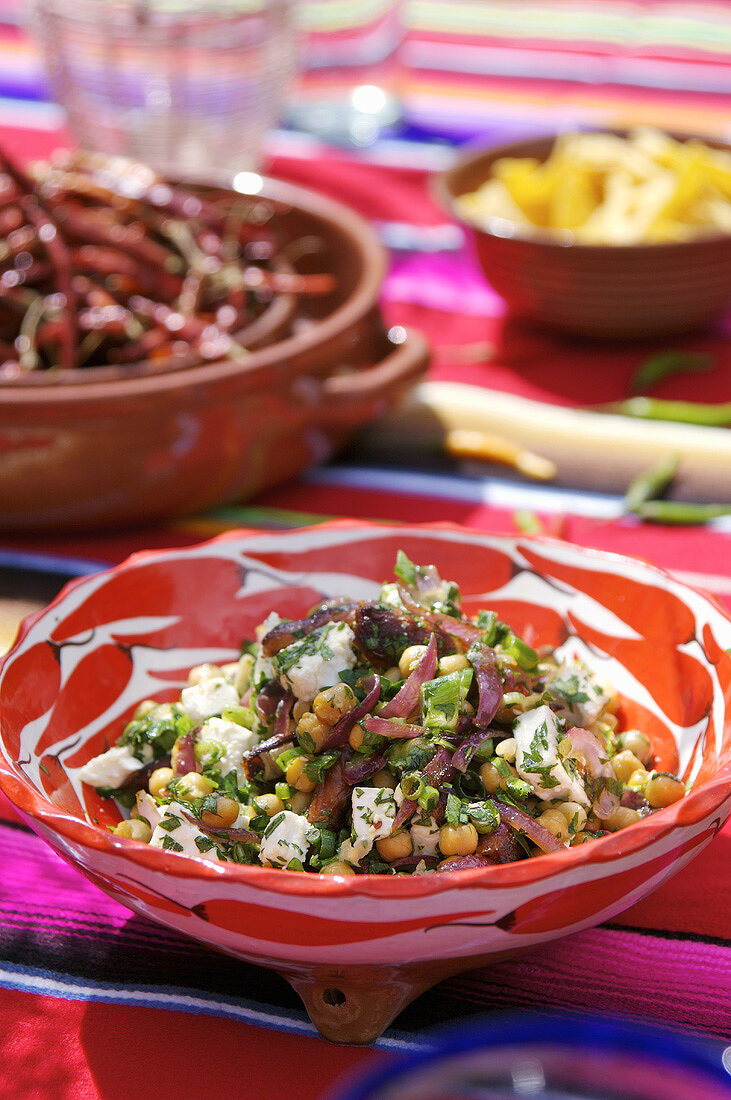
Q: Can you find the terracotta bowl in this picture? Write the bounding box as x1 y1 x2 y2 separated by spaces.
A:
1 521 730 1044
0 176 428 530
437 132 731 338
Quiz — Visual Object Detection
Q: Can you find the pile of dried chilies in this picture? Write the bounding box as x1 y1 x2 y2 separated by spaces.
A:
0 147 334 377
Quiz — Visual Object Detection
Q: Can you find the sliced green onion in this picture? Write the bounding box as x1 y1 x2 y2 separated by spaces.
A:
400 773 426 800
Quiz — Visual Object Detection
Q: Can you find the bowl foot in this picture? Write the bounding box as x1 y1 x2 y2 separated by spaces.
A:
277 958 466 1045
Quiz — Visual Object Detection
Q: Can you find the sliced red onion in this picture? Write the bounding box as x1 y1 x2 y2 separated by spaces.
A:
342 750 388 785
497 801 564 853
471 649 503 727
240 686 253 708
398 586 483 646
118 754 171 790
565 726 619 820
436 854 495 872
320 674 381 751
307 758 350 827
392 796 418 831
379 634 438 719
242 696 295 775
621 789 651 814
362 716 426 740
242 728 294 764
390 854 439 871
452 728 496 773
261 601 357 656
476 822 523 864
173 728 199 777
425 746 454 786
180 808 259 845
255 680 288 722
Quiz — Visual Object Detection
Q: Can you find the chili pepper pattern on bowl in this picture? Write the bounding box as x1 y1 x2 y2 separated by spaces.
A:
1 521 730 1043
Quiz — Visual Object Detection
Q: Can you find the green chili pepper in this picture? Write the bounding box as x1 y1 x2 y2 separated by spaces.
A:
634 500 731 526
606 396 731 427
623 453 678 513
630 350 712 394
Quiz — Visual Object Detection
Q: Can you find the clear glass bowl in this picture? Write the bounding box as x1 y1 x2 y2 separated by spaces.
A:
29 0 298 173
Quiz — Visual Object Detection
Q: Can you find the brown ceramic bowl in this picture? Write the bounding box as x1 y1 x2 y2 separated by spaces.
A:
437 131 731 338
0 174 429 530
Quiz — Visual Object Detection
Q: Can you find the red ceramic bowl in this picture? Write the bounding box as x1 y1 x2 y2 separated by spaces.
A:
1 521 730 1043
437 131 731 338
0 175 428 531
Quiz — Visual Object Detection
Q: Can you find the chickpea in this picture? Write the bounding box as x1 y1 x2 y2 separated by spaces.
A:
200 796 240 828
603 806 642 832
255 793 285 817
187 663 222 686
233 653 255 695
133 699 158 720
320 861 356 876
149 766 174 799
177 772 215 801
573 831 596 845
312 683 357 726
289 790 313 815
348 722 367 752
555 801 588 833
537 808 569 841
439 823 479 857
438 653 470 676
384 666 401 682
479 761 500 795
644 773 685 808
611 749 644 783
628 768 649 790
479 759 517 795
398 644 427 678
617 729 653 767
372 768 397 790
113 818 152 843
296 711 330 753
285 755 316 793
494 737 517 763
376 831 413 861
170 736 188 775
292 699 310 723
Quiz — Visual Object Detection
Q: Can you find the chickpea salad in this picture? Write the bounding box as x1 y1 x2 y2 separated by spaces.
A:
78 552 687 875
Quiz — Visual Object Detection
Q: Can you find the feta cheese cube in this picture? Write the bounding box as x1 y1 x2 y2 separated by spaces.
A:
180 677 239 723
256 612 282 642
347 785 397 861
134 790 163 832
253 653 278 689
258 810 316 868
149 801 222 861
77 743 143 789
277 622 357 702
549 662 611 727
410 817 441 857
514 705 589 807
197 716 259 785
